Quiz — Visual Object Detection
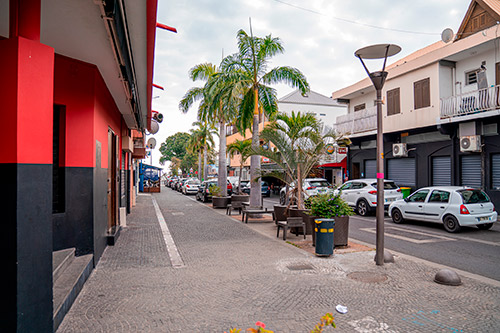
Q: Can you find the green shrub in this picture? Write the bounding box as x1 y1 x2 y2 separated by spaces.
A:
309 193 354 219
209 185 222 197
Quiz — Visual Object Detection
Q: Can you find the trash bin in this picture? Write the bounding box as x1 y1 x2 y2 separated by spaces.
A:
400 187 411 199
315 218 335 256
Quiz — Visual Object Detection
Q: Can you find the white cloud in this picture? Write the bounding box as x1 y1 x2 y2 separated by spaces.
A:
149 0 472 167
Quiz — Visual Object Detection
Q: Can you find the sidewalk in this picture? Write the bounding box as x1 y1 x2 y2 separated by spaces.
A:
58 191 500 332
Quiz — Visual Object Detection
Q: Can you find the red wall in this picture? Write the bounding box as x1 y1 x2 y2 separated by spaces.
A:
93 73 122 169
0 37 54 164
54 55 123 169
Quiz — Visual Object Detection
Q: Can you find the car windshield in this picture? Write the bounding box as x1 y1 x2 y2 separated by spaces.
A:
309 180 330 187
458 189 490 204
371 181 398 190
188 180 200 185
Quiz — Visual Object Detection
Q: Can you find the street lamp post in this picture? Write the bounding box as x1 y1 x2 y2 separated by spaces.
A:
355 44 401 266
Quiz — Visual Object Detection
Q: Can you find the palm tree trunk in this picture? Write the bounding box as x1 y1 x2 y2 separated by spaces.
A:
297 163 303 209
218 119 227 196
238 162 243 194
203 144 208 181
198 150 202 181
250 88 261 208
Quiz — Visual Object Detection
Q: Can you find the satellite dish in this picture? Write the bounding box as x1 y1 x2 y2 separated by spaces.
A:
149 119 159 134
441 28 454 43
147 137 157 149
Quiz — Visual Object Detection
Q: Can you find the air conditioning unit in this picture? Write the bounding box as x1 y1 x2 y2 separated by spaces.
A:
392 143 408 157
460 135 481 152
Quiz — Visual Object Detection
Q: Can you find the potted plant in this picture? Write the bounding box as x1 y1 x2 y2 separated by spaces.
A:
309 193 354 255
210 185 231 209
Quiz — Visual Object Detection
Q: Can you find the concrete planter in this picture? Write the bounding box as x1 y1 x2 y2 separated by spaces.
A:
212 196 231 209
230 194 249 204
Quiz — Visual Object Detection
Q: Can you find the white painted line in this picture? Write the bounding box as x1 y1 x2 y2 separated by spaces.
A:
360 227 456 244
151 196 185 268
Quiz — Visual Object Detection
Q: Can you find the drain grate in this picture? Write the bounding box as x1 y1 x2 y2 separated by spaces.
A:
347 271 388 283
287 264 315 271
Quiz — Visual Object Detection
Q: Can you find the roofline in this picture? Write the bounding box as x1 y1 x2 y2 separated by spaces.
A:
332 23 500 100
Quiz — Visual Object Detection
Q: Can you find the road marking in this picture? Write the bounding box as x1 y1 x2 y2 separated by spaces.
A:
353 216 500 247
360 226 456 244
151 196 185 268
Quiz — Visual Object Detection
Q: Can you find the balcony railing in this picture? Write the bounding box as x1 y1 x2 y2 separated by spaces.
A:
334 106 377 135
440 85 500 118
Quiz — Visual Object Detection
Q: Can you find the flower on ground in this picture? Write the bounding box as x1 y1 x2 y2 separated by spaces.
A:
255 322 266 328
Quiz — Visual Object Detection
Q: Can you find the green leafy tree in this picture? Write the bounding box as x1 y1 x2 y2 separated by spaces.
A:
159 132 190 165
218 28 309 207
226 139 252 194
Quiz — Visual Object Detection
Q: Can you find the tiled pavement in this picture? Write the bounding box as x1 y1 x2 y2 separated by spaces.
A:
57 189 500 332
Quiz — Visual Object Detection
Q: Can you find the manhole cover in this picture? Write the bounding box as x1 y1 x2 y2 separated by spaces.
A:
287 264 315 271
347 271 388 283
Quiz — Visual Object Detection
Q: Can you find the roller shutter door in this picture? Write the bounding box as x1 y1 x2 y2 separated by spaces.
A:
461 155 481 187
387 158 416 186
432 156 451 186
492 154 500 190
364 159 376 178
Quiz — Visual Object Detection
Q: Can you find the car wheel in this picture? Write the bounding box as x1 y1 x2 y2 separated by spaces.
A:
203 195 208 203
391 208 404 224
356 199 369 216
477 223 493 230
280 192 286 205
443 215 461 233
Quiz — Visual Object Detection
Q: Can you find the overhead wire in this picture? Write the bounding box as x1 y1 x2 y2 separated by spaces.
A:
271 0 441 36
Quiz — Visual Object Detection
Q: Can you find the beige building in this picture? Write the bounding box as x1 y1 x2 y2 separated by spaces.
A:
332 0 500 209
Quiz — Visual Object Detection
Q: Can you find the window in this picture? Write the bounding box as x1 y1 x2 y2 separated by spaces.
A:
354 103 365 112
428 190 450 203
386 88 400 115
414 78 430 109
408 189 429 203
465 70 478 85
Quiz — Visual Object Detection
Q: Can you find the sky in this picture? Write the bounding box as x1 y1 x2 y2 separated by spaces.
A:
149 0 472 169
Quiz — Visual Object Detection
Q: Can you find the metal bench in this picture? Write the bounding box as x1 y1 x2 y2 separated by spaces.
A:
242 206 274 223
276 217 306 240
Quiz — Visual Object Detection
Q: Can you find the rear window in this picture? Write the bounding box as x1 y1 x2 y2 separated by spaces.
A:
458 189 490 204
371 181 398 190
309 181 331 187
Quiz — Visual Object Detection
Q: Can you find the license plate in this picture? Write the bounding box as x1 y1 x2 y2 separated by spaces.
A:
478 216 491 222
385 198 395 203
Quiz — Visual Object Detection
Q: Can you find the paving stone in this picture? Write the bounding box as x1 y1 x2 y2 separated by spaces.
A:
57 190 500 333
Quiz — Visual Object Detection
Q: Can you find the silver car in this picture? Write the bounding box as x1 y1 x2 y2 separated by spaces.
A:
279 178 334 205
388 186 497 233
333 179 403 216
182 179 201 195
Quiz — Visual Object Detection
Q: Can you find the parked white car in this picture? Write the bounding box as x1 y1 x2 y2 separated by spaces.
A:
388 186 497 233
333 179 403 216
279 178 333 205
182 178 201 195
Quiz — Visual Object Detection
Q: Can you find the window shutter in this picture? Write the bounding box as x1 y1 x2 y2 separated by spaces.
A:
422 78 430 108
414 81 422 109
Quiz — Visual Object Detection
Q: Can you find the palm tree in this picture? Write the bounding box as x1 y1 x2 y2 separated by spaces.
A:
189 121 216 181
179 62 238 195
252 111 349 209
217 28 310 207
226 139 252 194
187 129 203 180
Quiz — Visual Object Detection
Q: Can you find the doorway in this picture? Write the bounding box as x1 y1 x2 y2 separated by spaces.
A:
352 162 360 179
107 129 119 232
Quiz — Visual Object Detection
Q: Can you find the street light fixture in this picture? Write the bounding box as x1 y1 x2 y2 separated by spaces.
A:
355 44 401 266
